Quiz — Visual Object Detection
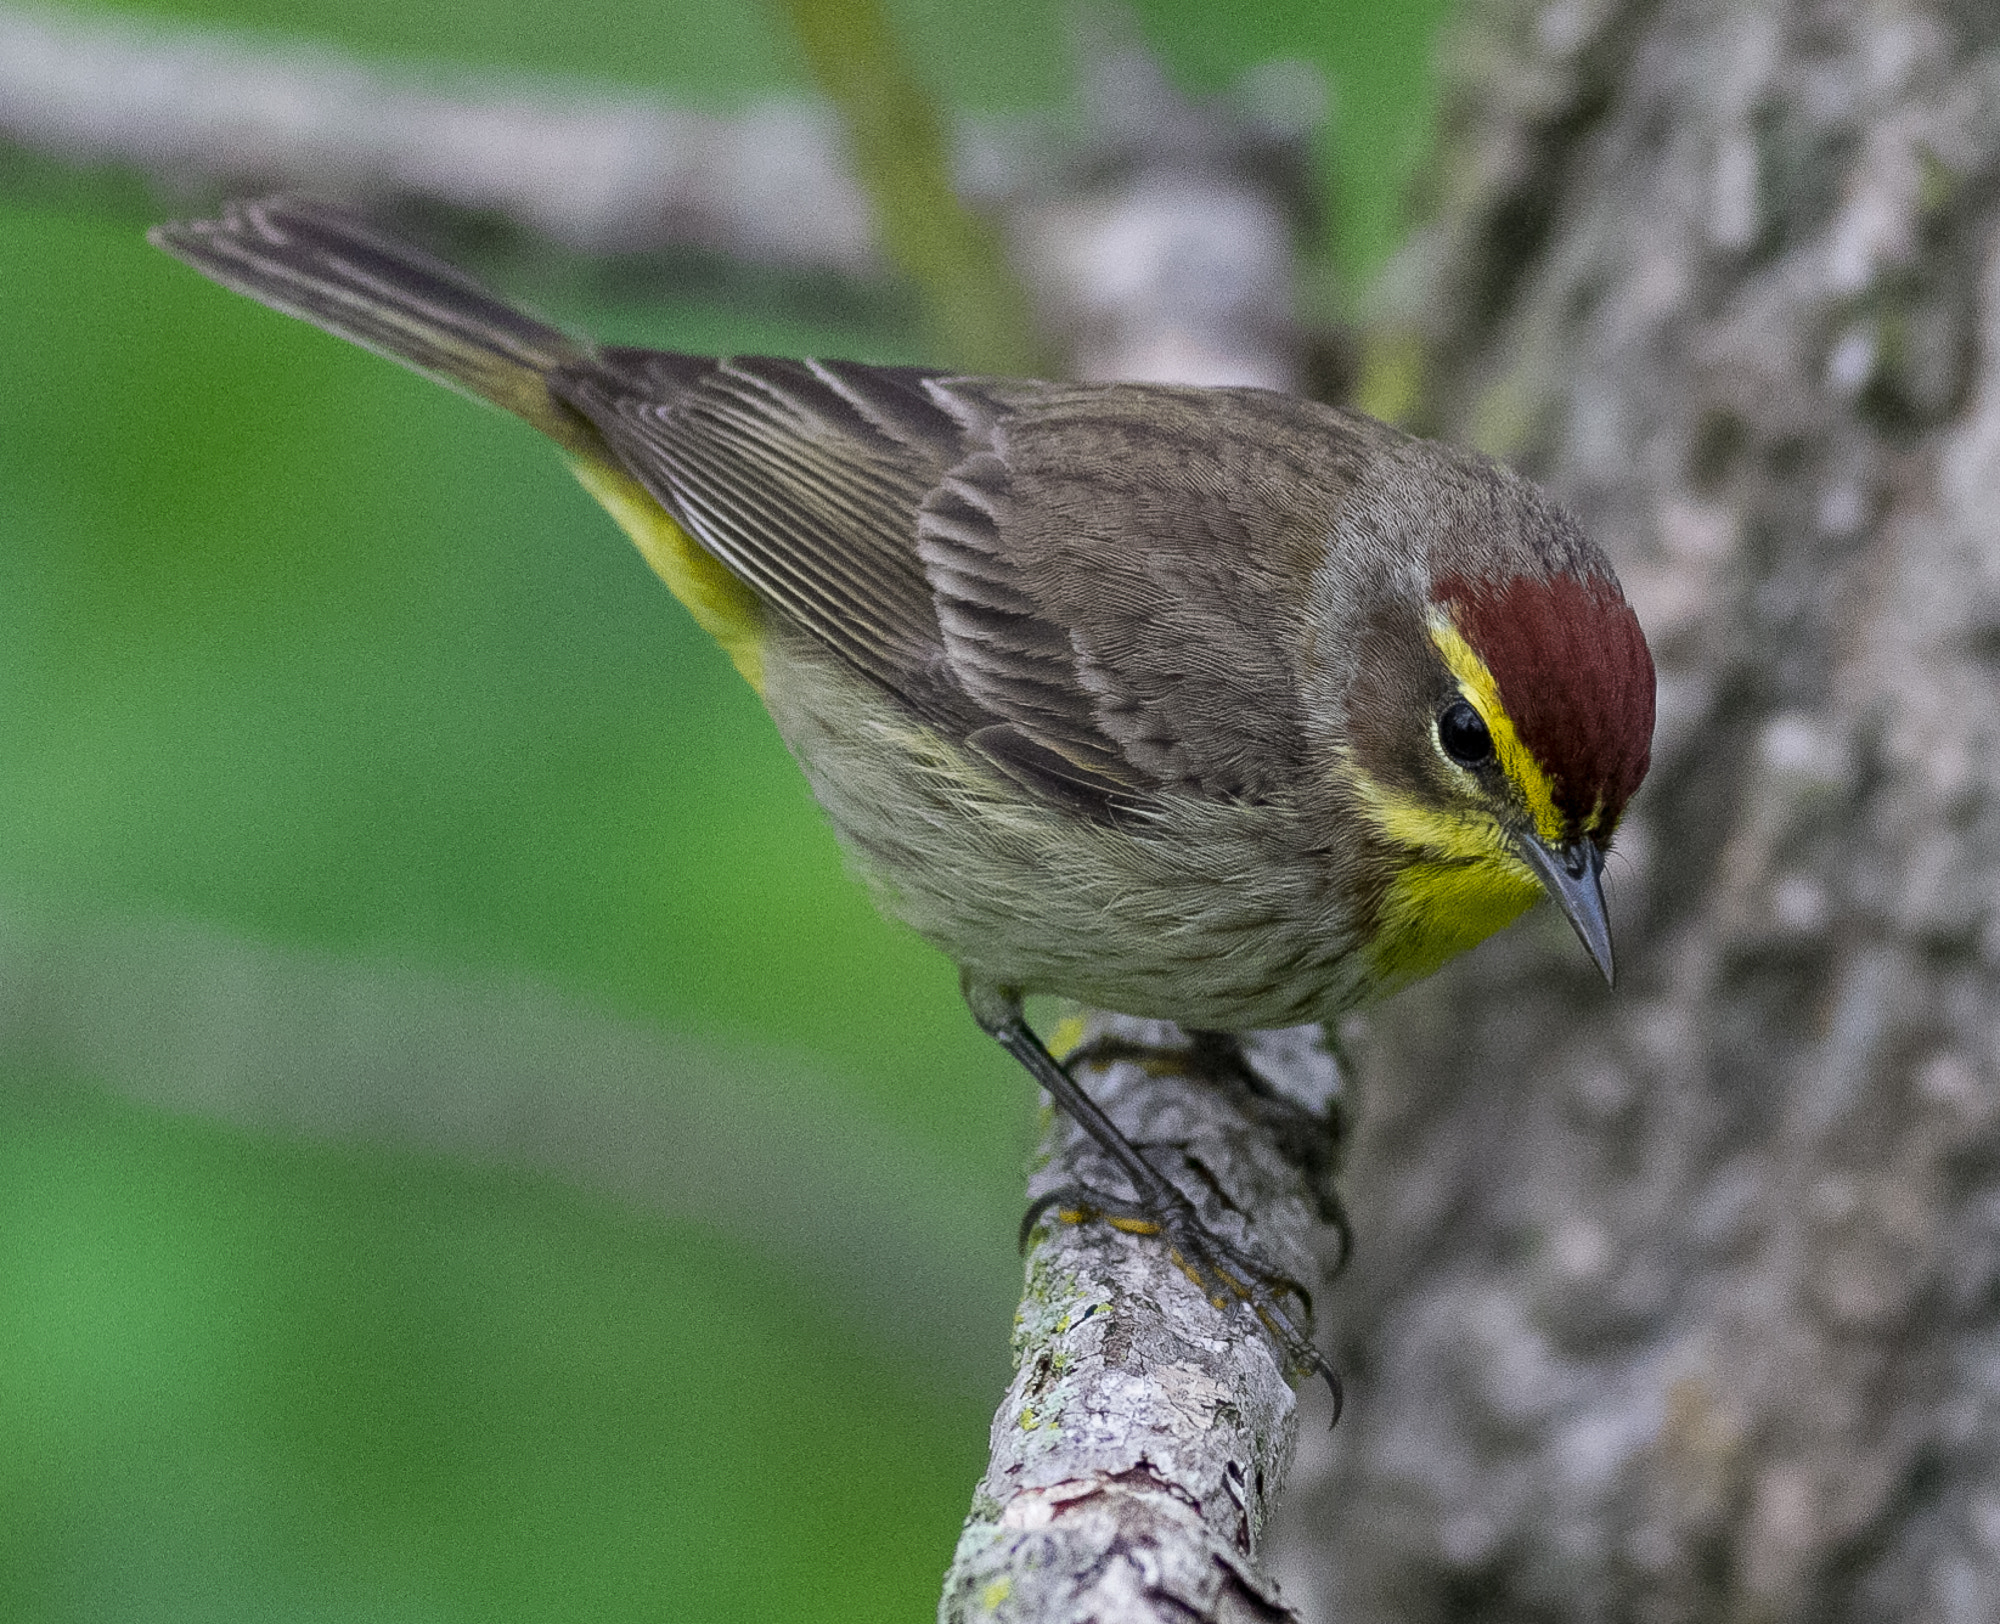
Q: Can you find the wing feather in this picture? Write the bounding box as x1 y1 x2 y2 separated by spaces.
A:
563 357 950 700
154 201 1347 822
559 359 1376 816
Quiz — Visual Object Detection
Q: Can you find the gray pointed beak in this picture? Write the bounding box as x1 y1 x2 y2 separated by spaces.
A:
1515 832 1615 986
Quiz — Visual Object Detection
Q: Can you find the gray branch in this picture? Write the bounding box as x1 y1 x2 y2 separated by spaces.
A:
941 1018 1344 1624
0 2 1314 390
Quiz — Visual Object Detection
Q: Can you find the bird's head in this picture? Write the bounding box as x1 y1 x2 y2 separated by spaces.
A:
1332 544 1656 994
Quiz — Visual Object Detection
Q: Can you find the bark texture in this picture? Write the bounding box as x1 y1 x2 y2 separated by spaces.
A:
1267 2 2000 1619
941 1018 1344 1624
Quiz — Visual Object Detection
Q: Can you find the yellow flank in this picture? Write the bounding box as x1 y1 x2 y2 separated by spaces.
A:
1340 763 1544 989
1046 1013 1088 1059
566 455 767 692
1426 610 1564 844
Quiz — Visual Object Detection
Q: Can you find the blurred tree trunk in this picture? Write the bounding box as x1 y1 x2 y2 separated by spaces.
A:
1270 1 2000 1618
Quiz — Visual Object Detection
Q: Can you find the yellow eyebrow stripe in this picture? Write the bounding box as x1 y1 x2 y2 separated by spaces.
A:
1427 609 1564 845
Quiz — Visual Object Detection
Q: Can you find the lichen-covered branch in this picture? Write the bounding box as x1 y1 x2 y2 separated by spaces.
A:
941 1018 1344 1624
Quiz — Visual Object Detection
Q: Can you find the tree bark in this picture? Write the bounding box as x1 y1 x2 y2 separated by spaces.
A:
941 1018 1344 1624
1266 2 2000 1619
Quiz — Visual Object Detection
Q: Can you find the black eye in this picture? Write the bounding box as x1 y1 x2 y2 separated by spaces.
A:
1437 700 1495 767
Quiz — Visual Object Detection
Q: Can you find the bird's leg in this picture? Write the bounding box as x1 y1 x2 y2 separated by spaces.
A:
1188 1029 1356 1280
1062 1025 1355 1278
964 978 1342 1418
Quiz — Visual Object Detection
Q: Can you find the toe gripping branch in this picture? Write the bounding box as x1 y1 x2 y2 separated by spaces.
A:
964 981 1346 1423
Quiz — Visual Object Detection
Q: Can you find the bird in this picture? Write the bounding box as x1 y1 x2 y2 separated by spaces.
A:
151 196 1656 1409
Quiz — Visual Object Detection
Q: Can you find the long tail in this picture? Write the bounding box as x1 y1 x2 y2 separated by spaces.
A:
149 196 599 453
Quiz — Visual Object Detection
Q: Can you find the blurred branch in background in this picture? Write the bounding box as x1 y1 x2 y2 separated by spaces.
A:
0 4 878 270
1013 23 1315 391
0 903 1015 1400
0 1 1318 388
775 0 1048 373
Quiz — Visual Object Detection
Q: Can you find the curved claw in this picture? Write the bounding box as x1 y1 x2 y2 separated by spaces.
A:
973 987 1347 1424
1164 1209 1341 1424
1020 1179 1344 1424
1019 1186 1106 1252
1238 1267 1343 1424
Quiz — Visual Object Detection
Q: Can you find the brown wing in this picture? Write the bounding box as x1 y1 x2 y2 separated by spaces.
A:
149 199 1346 816
559 353 980 729
918 382 1394 806
554 355 1136 815
560 359 1387 817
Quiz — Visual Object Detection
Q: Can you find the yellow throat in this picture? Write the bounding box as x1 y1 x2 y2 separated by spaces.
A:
1343 609 1566 990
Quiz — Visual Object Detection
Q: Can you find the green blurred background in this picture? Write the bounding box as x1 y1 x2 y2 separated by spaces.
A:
0 1 1453 1617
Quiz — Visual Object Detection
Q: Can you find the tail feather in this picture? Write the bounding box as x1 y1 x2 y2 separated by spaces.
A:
150 196 597 450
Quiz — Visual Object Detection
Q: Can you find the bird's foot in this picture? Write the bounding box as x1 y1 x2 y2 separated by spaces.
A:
963 982 1345 1420
1022 1178 1343 1422
1062 1028 1355 1276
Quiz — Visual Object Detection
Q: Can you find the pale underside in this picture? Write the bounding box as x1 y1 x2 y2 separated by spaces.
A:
762 624 1384 1029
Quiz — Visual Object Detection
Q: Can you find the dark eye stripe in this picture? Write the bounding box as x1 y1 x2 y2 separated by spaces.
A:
1437 700 1495 767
